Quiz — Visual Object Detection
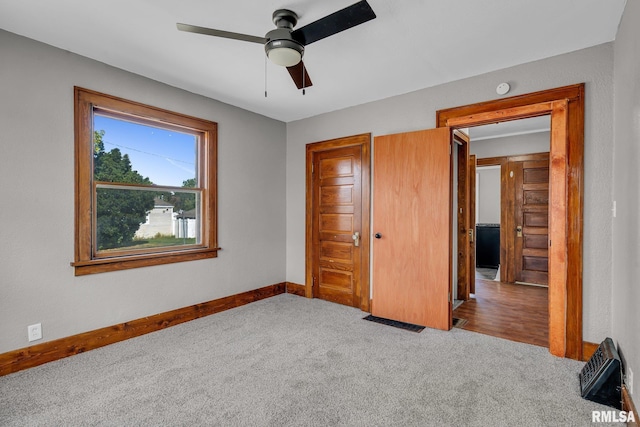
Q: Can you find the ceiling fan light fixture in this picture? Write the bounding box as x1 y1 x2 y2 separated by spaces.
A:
265 38 304 67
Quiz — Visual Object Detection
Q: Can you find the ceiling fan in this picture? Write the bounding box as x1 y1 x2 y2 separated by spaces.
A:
177 1 376 90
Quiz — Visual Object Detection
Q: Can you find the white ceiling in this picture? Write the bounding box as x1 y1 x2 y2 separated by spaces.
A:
0 0 626 123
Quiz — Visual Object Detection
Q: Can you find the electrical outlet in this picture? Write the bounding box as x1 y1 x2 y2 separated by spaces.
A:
27 323 42 342
626 367 634 395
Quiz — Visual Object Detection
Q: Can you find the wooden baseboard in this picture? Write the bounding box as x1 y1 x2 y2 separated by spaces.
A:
0 282 286 377
623 386 638 426
285 281 306 297
582 341 599 361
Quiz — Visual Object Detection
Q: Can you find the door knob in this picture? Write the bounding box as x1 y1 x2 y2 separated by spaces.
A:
516 226 523 237
352 232 360 247
374 233 382 239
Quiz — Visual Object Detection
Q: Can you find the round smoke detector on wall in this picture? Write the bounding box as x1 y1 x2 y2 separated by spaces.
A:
496 82 510 95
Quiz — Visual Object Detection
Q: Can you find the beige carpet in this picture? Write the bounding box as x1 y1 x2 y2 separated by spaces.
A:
0 294 622 426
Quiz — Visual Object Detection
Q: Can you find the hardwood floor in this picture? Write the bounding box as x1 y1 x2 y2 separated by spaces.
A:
453 278 549 347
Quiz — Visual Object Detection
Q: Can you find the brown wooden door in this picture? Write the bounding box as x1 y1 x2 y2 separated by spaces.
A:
311 144 364 307
372 128 452 330
469 154 477 294
513 155 549 285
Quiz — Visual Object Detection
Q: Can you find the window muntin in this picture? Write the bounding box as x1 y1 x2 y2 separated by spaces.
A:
73 87 218 275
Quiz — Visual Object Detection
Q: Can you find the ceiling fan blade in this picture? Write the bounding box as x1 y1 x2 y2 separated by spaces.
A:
177 23 267 44
287 61 313 90
291 0 376 46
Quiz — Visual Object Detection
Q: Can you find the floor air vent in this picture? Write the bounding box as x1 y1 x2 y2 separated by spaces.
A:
579 337 622 409
363 315 424 332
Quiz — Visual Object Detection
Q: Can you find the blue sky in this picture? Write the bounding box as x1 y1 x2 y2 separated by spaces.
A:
94 115 197 187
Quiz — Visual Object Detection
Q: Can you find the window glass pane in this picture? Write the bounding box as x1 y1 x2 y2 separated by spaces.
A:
96 186 201 252
93 114 198 187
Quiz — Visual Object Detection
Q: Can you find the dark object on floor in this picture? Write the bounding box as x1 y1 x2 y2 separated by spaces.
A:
475 267 498 280
363 315 424 332
580 337 622 409
452 318 468 328
476 223 500 268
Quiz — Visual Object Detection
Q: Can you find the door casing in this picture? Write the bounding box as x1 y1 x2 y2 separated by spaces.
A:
436 84 584 360
454 131 471 301
469 154 477 295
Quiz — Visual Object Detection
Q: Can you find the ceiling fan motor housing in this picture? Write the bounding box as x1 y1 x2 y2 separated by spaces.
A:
265 28 304 66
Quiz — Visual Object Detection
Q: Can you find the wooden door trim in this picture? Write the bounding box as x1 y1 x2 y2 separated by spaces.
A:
469 154 477 295
454 131 470 301
436 84 584 360
305 134 371 312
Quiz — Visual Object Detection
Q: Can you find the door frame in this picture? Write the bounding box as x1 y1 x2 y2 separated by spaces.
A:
436 84 584 360
469 154 476 295
305 133 372 312
454 131 471 301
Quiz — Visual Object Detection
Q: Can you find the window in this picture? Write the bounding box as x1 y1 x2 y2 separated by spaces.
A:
73 87 218 275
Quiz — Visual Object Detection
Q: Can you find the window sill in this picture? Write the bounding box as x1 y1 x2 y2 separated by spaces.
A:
71 248 220 276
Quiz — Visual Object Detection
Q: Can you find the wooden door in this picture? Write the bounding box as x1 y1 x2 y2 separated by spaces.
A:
372 128 452 330
311 144 364 307
512 154 550 285
469 154 477 294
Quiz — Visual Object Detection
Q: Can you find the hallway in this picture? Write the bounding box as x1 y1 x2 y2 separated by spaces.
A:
453 279 548 347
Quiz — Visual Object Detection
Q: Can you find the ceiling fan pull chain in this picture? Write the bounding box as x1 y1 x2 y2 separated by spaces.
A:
264 55 268 98
302 62 306 95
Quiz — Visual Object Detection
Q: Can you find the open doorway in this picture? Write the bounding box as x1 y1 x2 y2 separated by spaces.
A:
472 116 550 285
437 84 585 359
454 116 551 347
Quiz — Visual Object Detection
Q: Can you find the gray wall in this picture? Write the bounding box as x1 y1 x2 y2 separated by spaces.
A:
476 167 501 224
286 43 614 343
470 131 550 158
0 30 287 354
472 131 551 225
613 0 640 399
